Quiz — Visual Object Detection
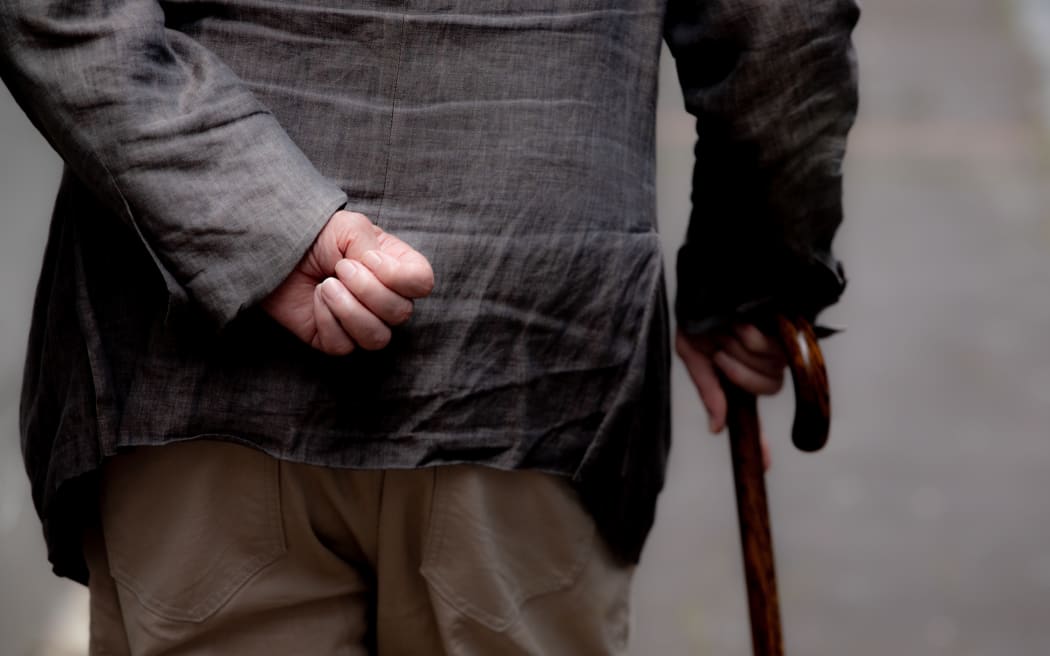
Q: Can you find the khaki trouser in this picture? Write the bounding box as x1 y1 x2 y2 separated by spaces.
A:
83 440 633 655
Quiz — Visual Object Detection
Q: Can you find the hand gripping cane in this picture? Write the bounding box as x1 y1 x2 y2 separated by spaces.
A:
724 315 830 656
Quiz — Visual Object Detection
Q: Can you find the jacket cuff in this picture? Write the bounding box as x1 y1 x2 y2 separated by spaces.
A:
674 243 846 336
177 183 348 327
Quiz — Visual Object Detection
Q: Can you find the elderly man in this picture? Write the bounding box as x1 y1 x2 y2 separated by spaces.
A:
1 0 857 652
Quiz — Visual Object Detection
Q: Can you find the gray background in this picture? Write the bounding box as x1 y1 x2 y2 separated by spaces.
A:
3 0 1050 653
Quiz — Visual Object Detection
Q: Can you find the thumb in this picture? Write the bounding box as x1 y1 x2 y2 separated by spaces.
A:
333 211 383 263
307 210 382 275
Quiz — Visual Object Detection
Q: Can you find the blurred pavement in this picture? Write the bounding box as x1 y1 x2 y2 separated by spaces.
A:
2 0 1050 654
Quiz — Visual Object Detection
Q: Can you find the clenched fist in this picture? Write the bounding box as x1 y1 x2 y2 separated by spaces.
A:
262 210 434 355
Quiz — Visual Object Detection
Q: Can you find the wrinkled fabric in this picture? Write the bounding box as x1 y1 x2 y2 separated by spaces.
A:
667 0 859 333
0 0 858 583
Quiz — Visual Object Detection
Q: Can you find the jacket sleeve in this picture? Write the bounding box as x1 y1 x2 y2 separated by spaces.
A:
0 0 348 326
664 0 859 335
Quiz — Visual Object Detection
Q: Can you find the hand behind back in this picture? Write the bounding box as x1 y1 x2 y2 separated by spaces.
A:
262 210 435 355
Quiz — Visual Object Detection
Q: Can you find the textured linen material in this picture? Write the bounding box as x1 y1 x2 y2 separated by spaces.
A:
2 0 859 582
667 0 860 333
85 440 632 655
0 0 350 325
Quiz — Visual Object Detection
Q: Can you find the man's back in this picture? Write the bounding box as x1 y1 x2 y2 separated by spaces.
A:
13 0 673 582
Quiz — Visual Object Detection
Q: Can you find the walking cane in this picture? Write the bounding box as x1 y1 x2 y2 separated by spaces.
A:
724 315 830 656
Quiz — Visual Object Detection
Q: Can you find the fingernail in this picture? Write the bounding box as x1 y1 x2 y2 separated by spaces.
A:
363 250 383 269
319 277 339 300
337 259 358 279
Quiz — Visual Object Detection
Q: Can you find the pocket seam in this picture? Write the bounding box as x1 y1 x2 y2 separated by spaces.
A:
110 549 283 623
106 453 287 624
419 469 597 632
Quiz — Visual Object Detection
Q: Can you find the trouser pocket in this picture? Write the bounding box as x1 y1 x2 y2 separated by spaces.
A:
99 440 287 623
420 466 597 632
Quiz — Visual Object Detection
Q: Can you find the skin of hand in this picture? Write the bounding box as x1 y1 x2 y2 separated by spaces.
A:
262 210 435 355
675 324 786 471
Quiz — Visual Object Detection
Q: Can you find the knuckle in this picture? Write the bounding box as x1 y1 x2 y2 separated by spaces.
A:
345 211 372 230
740 325 763 350
410 266 435 296
389 300 414 325
339 213 375 250
359 327 392 351
744 335 762 352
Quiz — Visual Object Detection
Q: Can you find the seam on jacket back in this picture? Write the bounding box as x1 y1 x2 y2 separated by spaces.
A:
375 1 409 224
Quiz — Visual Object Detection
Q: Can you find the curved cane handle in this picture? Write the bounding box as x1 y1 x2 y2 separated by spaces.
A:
775 315 830 452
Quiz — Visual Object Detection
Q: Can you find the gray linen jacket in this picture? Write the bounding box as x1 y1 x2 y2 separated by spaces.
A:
0 0 858 582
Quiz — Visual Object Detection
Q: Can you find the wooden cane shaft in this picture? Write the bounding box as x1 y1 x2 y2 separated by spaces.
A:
727 386 784 656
